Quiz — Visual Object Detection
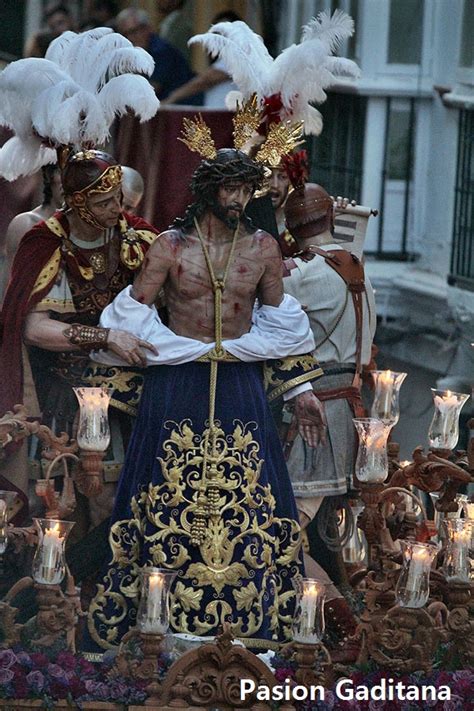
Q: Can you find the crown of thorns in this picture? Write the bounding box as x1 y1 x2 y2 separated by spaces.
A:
191 149 265 197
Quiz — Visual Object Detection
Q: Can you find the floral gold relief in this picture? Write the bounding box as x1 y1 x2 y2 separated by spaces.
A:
88 418 302 648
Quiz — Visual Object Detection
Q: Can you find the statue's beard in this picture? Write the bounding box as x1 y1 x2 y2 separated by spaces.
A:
211 202 242 229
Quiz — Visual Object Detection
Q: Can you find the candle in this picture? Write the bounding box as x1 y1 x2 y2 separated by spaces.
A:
0 500 7 554
379 370 393 419
405 546 431 595
141 572 165 633
294 582 324 644
74 387 111 451
450 527 471 580
429 390 469 450
42 522 62 572
396 541 438 608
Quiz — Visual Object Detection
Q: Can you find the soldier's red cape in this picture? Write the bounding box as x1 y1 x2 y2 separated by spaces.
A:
0 210 158 519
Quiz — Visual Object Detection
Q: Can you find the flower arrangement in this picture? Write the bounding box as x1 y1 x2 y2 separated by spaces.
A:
0 647 173 708
270 654 474 711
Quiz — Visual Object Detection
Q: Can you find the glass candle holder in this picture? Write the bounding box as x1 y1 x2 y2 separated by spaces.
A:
73 387 111 452
339 503 367 564
428 389 469 451
353 418 391 483
32 518 75 585
459 498 474 579
370 370 407 426
443 518 472 582
459 496 474 521
429 492 464 542
0 491 19 555
292 578 327 644
137 568 177 635
395 540 438 608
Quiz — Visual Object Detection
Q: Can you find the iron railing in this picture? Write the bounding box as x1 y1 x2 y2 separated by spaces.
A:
449 109 474 291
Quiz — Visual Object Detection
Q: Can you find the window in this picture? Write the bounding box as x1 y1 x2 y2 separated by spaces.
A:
388 0 424 65
449 110 474 290
306 93 367 202
460 0 474 68
387 109 414 181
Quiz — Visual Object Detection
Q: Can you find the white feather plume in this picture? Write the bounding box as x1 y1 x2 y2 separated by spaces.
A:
98 75 160 125
0 136 56 180
0 28 159 180
189 11 359 136
189 21 273 98
301 10 355 52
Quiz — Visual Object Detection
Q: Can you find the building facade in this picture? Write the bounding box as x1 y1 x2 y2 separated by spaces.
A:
276 0 473 456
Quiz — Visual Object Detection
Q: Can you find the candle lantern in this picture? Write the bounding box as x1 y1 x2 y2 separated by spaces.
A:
459 498 474 579
73 387 111 451
353 418 391 483
459 496 474 521
443 518 472 582
429 492 464 542
395 541 438 608
370 370 407 426
0 491 19 554
428 389 469 451
137 568 177 635
32 518 75 585
339 503 367 564
292 578 327 644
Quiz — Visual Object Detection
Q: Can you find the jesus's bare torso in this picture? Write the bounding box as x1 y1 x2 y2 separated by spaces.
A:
132 217 283 343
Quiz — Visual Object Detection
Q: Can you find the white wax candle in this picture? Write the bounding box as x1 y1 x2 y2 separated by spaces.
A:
405 547 431 595
296 583 320 643
42 523 62 573
433 390 459 443
450 528 471 579
142 573 164 633
379 370 393 419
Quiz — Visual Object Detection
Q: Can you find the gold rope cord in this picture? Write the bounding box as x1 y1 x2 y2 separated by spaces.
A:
191 217 238 545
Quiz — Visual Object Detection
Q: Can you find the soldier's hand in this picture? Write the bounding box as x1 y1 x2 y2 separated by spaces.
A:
107 330 158 367
294 391 327 447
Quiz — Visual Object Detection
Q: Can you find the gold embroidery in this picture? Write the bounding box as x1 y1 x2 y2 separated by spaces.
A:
89 418 302 648
267 368 324 401
30 248 61 297
264 355 323 401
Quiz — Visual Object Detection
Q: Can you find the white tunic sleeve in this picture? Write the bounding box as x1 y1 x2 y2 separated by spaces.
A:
91 287 315 366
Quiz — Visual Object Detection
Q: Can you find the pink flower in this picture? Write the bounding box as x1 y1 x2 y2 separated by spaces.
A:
26 670 45 692
46 663 69 685
0 667 14 684
55 651 77 672
442 696 464 711
0 650 17 668
29 652 49 668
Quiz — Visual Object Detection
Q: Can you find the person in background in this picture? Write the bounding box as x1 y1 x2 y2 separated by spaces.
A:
121 166 145 215
80 0 119 31
44 2 76 37
115 7 199 103
158 0 193 65
161 11 240 108
269 164 298 257
1 165 63 301
24 2 75 57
